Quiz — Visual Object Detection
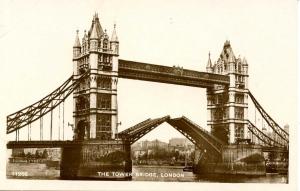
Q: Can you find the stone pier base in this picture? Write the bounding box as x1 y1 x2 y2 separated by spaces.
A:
60 140 132 180
194 144 266 176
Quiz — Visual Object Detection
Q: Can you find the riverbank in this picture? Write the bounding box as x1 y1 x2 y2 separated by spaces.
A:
133 165 185 169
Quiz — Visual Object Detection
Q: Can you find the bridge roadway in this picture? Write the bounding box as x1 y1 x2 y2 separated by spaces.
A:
7 140 81 149
7 116 288 154
118 59 230 88
262 146 288 153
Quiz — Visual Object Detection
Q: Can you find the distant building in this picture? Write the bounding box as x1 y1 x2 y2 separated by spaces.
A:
136 139 168 150
131 139 169 159
12 148 24 157
131 138 195 163
151 139 168 149
12 148 61 161
169 138 192 147
131 146 147 159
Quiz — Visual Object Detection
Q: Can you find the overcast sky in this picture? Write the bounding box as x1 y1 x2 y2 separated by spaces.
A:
0 0 297 189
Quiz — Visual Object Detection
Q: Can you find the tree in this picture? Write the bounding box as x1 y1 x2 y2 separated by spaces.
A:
174 151 180 160
26 152 32 158
42 149 48 159
190 151 195 162
140 152 148 160
20 150 25 157
35 150 41 158
268 152 276 162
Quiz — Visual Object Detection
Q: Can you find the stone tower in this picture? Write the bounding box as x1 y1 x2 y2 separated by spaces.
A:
206 41 248 144
72 14 119 141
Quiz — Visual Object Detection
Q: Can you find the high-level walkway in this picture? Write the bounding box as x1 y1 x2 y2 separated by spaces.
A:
118 59 229 88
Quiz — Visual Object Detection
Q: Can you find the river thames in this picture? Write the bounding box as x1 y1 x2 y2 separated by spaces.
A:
132 165 288 183
6 163 287 183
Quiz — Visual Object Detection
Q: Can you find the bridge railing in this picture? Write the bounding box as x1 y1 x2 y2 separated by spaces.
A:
180 116 225 146
128 116 170 144
118 118 152 136
167 117 223 156
118 116 170 144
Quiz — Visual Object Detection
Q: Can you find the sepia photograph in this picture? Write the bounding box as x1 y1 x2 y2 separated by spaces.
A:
0 0 297 190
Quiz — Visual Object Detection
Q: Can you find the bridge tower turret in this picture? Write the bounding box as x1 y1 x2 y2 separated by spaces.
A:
110 24 119 139
242 57 249 139
110 24 119 55
88 17 100 139
72 13 119 141
61 15 130 179
73 30 81 75
206 41 249 144
206 52 213 73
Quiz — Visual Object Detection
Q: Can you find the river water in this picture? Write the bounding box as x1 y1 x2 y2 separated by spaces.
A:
7 163 287 183
132 165 288 183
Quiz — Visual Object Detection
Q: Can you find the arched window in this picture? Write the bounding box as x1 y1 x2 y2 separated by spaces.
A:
98 41 101 49
103 39 108 49
76 96 89 110
97 94 111 109
238 64 241 72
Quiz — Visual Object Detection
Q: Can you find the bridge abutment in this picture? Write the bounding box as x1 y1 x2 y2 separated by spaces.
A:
60 140 132 180
194 144 265 176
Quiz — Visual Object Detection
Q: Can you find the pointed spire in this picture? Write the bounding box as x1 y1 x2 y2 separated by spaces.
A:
90 22 98 39
84 30 88 39
213 61 217 67
206 52 213 73
220 40 235 63
88 13 104 39
237 55 241 62
242 57 248 65
224 40 231 47
73 30 81 47
111 23 118 42
103 29 109 40
228 52 235 63
206 52 213 68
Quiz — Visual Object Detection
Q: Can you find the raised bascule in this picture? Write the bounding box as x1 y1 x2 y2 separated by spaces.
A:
6 14 289 179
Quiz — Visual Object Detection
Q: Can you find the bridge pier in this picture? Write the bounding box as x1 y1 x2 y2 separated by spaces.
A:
60 140 132 180
194 144 266 176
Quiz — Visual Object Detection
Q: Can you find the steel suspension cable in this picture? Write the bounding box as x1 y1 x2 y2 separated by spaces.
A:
6 71 89 134
248 90 289 142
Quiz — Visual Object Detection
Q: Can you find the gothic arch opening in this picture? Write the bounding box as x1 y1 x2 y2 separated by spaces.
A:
76 120 88 140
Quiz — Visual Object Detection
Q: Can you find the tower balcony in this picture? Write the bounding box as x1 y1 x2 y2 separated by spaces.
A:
98 62 112 71
235 81 245 89
78 64 89 74
95 48 113 54
73 108 117 117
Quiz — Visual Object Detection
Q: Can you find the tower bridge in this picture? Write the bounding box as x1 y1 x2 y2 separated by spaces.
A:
6 14 289 179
